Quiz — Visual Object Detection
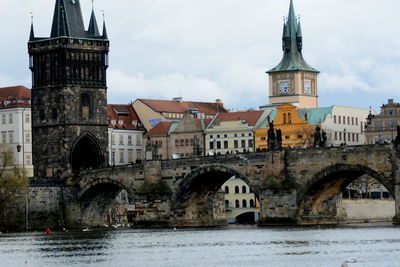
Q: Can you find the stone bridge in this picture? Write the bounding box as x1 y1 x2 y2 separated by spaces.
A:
28 144 400 228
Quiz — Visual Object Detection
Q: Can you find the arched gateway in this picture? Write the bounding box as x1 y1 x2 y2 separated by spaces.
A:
71 133 105 172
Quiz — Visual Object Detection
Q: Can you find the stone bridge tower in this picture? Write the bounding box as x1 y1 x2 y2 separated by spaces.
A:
28 0 109 177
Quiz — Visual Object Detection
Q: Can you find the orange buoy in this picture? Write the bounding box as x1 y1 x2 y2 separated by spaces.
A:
45 228 52 235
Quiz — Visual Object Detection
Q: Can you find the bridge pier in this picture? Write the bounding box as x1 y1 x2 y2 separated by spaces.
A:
393 148 400 225
258 188 299 226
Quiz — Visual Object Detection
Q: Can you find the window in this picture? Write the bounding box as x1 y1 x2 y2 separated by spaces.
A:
175 139 179 147
180 139 184 147
344 132 346 142
347 117 350 125
242 199 247 208
8 114 13 124
241 140 246 148
2 114 5 124
128 149 133 162
352 133 355 142
351 117 354 125
338 116 341 124
111 150 115 165
339 132 342 141
217 135 220 138
283 113 287 124
81 93 91 119
25 131 31 143
157 140 163 148
261 137 266 141
111 134 115 145
248 133 252 137
185 139 189 146
224 134 228 138
334 115 337 124
225 200 230 208
356 134 359 142
234 134 238 137
288 113 292 124
119 150 124 163
25 113 30 123
235 186 240 194
285 136 290 140
210 135 213 138
119 135 124 145
250 199 255 208
136 150 142 160
8 131 13 143
242 186 247 193
335 132 337 141
241 133 245 137
225 186 229 194
128 136 132 145
343 116 346 125
1 131 6 143
209 141 214 150
217 141 221 149
248 140 253 148
224 141 228 149
356 118 358 125
235 199 240 208
26 154 32 165
234 140 238 148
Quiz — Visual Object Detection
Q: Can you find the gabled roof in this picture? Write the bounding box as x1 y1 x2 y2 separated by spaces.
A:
138 99 227 115
108 104 145 131
147 122 172 136
298 107 333 126
212 111 264 127
267 0 319 73
0 86 31 109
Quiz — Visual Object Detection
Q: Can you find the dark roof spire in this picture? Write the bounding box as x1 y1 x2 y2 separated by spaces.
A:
87 2 100 37
50 0 86 38
29 13 35 41
268 0 319 73
102 18 108 39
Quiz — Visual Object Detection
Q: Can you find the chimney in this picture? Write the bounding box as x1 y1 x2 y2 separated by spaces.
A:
173 97 183 103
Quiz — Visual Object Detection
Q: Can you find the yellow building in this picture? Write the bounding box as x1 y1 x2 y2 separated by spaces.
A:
255 104 315 149
222 177 260 224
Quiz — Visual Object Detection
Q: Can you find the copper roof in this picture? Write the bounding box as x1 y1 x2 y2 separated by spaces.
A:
213 111 264 127
147 121 172 135
0 86 31 109
108 104 145 131
139 99 227 115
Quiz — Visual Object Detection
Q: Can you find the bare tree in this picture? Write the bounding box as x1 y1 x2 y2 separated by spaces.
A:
296 127 315 147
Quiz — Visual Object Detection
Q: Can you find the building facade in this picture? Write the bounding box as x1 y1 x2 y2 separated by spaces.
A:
145 113 210 160
365 99 399 144
29 0 109 177
222 177 260 223
108 104 145 166
267 0 319 109
205 111 267 155
0 86 33 176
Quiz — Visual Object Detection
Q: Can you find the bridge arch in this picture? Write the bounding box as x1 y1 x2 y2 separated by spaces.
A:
79 178 133 226
298 163 394 219
173 164 258 226
70 132 104 172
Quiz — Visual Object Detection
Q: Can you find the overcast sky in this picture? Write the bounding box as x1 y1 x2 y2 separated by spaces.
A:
0 0 399 112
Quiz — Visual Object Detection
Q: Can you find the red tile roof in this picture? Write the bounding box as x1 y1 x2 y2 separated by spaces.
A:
139 99 227 115
147 121 172 135
213 111 264 127
0 86 31 108
108 104 145 131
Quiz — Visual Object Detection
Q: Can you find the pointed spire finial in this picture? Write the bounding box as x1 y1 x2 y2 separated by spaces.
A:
29 12 35 41
102 10 108 40
88 2 100 37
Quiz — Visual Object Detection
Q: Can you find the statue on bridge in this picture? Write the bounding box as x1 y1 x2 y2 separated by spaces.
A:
267 122 276 150
314 126 322 147
192 135 203 157
145 135 160 160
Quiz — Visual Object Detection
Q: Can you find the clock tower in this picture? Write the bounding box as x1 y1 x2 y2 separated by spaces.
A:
267 0 319 109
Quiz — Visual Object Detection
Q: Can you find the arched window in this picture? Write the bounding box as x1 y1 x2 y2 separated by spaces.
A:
235 186 240 194
242 186 247 194
288 113 292 124
225 200 230 208
225 186 229 194
250 199 255 207
242 199 247 208
283 113 287 124
235 199 240 208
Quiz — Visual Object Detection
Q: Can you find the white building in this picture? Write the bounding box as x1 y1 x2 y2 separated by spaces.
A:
298 105 370 146
0 86 33 176
108 104 145 165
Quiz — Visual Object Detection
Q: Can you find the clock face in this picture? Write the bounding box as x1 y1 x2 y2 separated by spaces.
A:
304 81 312 95
279 81 290 94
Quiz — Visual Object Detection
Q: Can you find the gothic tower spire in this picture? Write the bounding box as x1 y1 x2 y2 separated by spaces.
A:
87 3 100 37
267 0 320 109
50 0 86 38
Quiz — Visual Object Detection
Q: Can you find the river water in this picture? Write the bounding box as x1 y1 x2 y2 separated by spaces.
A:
0 224 399 267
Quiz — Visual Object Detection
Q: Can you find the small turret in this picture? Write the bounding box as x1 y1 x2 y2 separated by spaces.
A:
29 22 35 42
296 21 303 51
87 8 100 37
